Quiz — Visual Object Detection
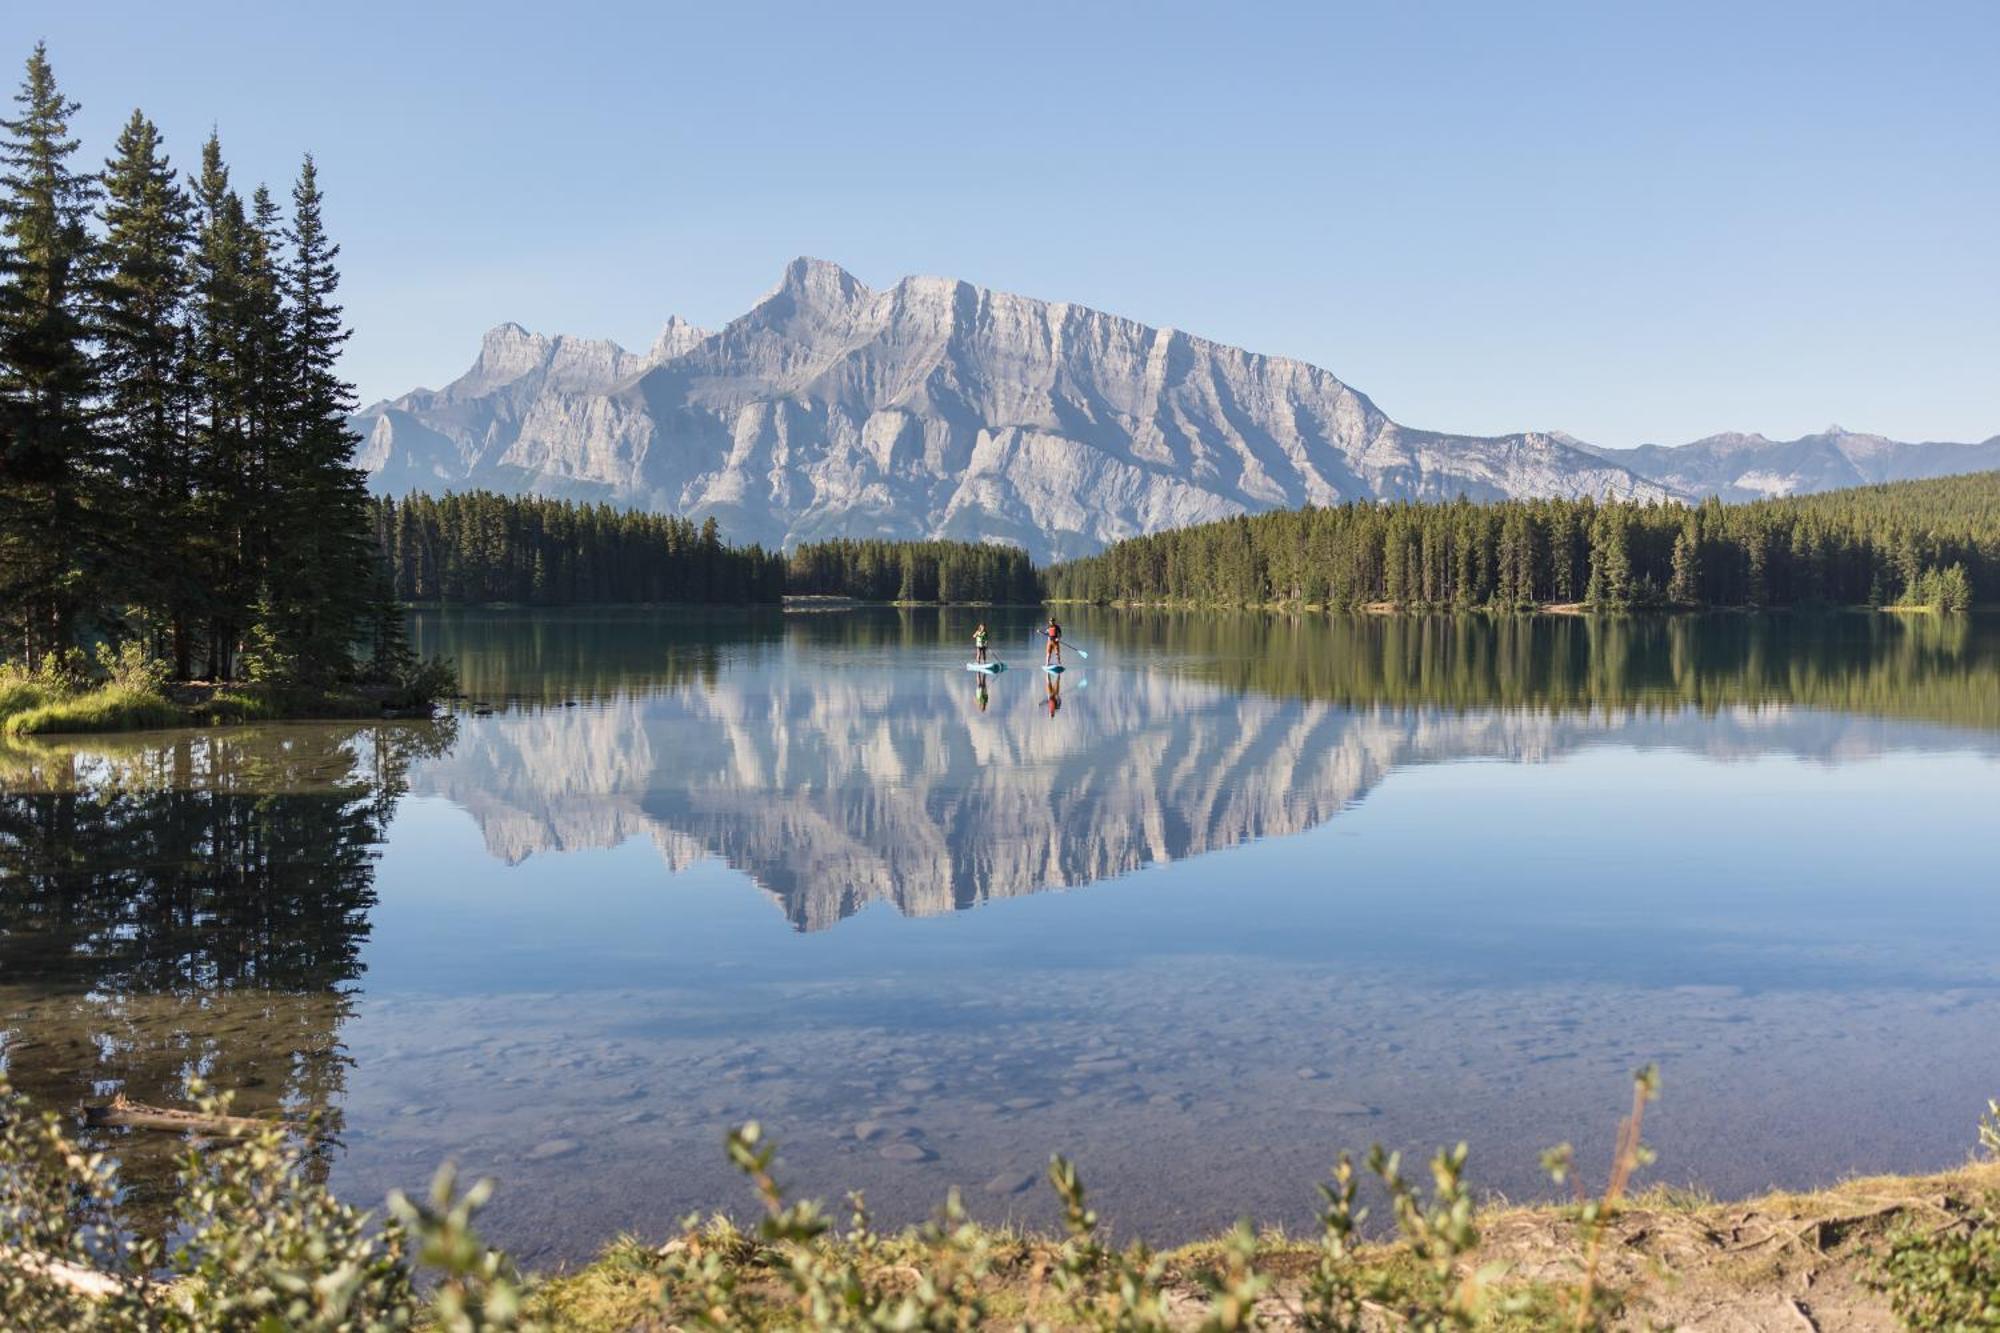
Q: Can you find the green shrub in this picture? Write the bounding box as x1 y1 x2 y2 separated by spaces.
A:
0 674 56 720
0 656 80 722
0 1079 534 1331
198 688 283 725
1878 1199 2000 1330
94 639 173 694
650 1121 1509 1331
1874 1098 2000 1330
380 653 459 712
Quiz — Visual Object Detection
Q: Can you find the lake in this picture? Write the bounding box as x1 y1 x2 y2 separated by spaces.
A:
3 608 1998 1266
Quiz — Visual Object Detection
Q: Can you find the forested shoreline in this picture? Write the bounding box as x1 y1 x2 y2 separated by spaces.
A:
785 535 1040 604
1045 472 1999 611
371 493 1045 606
371 492 787 605
0 44 439 732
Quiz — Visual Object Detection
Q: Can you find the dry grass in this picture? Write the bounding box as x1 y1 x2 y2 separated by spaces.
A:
524 1160 2000 1331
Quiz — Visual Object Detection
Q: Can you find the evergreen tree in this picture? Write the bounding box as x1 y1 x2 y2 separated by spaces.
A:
1585 508 1633 608
187 131 251 675
0 44 449 703
96 108 195 667
1667 519 1700 605
1936 563 1972 613
271 154 375 679
0 43 105 665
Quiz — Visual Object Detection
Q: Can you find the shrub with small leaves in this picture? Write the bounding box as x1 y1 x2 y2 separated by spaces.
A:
0 1079 532 1331
1046 1152 1173 1331
94 638 172 694
1878 1197 2000 1331
0 1082 157 1329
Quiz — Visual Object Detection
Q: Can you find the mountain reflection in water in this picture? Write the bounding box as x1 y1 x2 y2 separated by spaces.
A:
409 609 2000 930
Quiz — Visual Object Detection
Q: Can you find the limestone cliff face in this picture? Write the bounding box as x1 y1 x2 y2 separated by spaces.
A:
355 259 1678 561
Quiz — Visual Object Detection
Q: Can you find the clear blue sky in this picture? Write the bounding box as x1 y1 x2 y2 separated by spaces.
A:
9 1 1997 445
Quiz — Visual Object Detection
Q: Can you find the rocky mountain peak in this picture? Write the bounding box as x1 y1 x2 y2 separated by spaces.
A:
650 314 709 363
354 261 1997 558
765 255 870 315
452 322 554 396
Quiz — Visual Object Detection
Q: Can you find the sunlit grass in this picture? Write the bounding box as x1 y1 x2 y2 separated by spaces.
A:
2 683 179 736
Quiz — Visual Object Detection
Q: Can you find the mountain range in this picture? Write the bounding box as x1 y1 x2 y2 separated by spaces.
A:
353 258 2000 563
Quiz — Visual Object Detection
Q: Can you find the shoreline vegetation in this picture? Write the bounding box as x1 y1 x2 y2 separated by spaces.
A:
371 493 1042 608
4 1075 1995 1330
0 671 439 738
1044 473 1998 614
1047 596 1985 615
0 45 457 737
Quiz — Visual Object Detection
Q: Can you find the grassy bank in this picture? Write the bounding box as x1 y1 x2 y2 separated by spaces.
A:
535 1160 2000 1331
5 1077 1996 1331
0 640 457 738
0 679 424 737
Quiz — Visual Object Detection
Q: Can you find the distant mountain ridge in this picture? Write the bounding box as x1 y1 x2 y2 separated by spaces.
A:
353 258 1998 561
1578 427 2000 503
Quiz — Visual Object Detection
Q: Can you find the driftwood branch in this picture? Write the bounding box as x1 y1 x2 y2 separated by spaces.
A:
81 1094 296 1139
0 1245 139 1301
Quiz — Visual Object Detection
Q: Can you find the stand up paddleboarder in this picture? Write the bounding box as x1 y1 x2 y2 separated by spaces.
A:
1042 616 1062 667
973 622 990 665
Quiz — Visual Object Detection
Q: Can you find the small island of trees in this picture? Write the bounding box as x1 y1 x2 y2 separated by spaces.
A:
0 43 441 735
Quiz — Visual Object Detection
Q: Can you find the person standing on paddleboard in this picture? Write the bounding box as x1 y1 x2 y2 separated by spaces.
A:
973 623 990 665
1043 616 1062 667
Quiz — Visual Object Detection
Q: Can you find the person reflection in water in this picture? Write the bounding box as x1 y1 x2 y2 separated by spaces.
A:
1044 673 1062 716
975 676 989 713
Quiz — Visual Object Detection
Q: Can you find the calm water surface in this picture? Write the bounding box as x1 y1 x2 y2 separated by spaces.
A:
3 609 1998 1265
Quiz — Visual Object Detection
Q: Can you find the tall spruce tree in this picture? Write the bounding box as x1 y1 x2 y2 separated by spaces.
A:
0 43 105 665
188 132 250 675
97 108 194 663
1666 518 1700 606
273 154 376 678
235 181 292 674
1585 507 1633 608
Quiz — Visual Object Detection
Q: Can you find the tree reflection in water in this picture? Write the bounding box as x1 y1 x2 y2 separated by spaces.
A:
0 719 455 1228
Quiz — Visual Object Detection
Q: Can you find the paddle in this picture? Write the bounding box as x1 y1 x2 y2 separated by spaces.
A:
1031 630 1089 660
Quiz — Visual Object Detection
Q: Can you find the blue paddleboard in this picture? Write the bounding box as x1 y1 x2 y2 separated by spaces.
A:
1043 664 1065 675
966 662 1005 674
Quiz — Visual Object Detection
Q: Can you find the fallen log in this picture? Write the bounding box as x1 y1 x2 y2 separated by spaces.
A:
81 1094 296 1139
0 1245 139 1301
